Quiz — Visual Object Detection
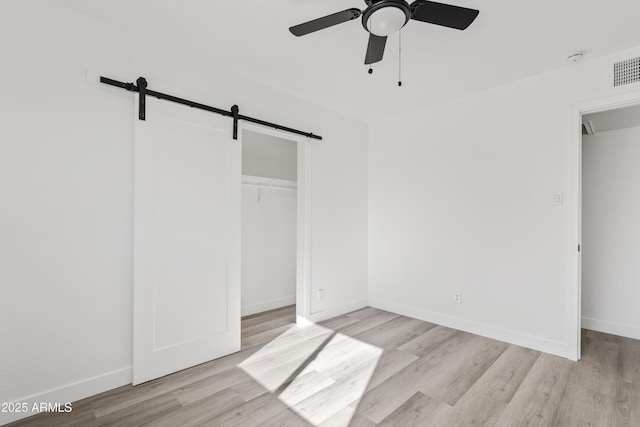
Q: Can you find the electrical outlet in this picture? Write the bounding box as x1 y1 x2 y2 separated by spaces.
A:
453 293 462 304
318 289 325 301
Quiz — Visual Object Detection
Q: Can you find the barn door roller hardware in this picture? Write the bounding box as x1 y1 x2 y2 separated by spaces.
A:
100 76 322 141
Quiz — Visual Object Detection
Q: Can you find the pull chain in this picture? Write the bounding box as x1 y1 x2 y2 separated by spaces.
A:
368 17 373 74
398 29 402 87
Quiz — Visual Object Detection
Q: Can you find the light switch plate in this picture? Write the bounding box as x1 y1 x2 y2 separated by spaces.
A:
552 191 563 206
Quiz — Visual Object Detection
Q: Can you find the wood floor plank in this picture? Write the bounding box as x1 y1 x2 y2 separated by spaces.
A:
397 325 461 357
239 330 332 372
553 335 619 426
318 406 376 427
277 371 336 407
172 367 252 406
440 393 506 427
418 336 509 405
241 324 333 363
241 306 295 329
289 375 375 426
238 332 335 392
364 348 418 392
298 335 381 383
241 323 296 351
144 388 246 427
94 392 182 427
258 408 311 427
229 377 270 402
617 334 640 384
345 307 389 320
493 353 574 427
466 345 541 404
377 392 453 427
205 393 290 427
353 316 436 350
313 347 381 387
616 380 640 427
432 345 540 427
287 329 385 424
317 314 360 331
355 331 481 423
335 311 400 337
242 314 297 339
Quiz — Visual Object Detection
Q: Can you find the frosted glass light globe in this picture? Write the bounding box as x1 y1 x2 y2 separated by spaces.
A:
367 6 407 36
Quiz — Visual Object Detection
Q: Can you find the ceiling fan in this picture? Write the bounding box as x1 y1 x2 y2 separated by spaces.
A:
289 0 479 65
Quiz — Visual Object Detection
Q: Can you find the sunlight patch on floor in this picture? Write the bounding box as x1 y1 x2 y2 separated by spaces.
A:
239 323 382 426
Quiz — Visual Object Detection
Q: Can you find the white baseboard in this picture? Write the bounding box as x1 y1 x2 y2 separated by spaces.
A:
0 367 132 426
307 298 369 323
368 298 569 359
242 295 296 317
582 317 640 340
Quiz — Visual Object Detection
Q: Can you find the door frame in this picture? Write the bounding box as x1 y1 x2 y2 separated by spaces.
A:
568 90 640 361
238 123 313 325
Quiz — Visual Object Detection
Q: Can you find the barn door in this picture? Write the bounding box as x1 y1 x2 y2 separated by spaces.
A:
132 95 240 385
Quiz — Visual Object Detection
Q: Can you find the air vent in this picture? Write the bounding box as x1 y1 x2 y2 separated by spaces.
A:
613 57 640 87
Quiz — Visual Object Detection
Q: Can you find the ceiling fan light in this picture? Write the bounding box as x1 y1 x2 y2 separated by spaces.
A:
367 7 407 37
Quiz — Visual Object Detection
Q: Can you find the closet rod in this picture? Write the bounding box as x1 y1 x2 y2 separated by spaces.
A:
242 176 297 191
100 76 322 141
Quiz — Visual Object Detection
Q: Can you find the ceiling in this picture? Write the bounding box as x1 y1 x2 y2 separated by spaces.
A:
584 104 640 134
53 0 640 122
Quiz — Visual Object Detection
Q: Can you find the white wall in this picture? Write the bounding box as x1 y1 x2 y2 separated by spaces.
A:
369 45 640 358
242 130 297 181
241 183 297 316
582 126 640 340
0 1 368 424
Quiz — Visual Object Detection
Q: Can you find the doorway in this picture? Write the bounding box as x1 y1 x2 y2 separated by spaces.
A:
581 106 640 340
239 125 312 325
567 92 640 360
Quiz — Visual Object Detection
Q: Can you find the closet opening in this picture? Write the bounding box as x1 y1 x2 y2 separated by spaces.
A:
580 105 640 347
240 127 302 329
570 91 640 360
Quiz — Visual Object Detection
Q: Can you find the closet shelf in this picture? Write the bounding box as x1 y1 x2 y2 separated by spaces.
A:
241 175 297 191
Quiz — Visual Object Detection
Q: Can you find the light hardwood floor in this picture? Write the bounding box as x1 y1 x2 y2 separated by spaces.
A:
8 306 640 426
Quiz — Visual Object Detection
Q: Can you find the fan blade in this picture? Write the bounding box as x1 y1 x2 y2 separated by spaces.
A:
365 34 387 64
410 1 479 30
289 8 361 36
